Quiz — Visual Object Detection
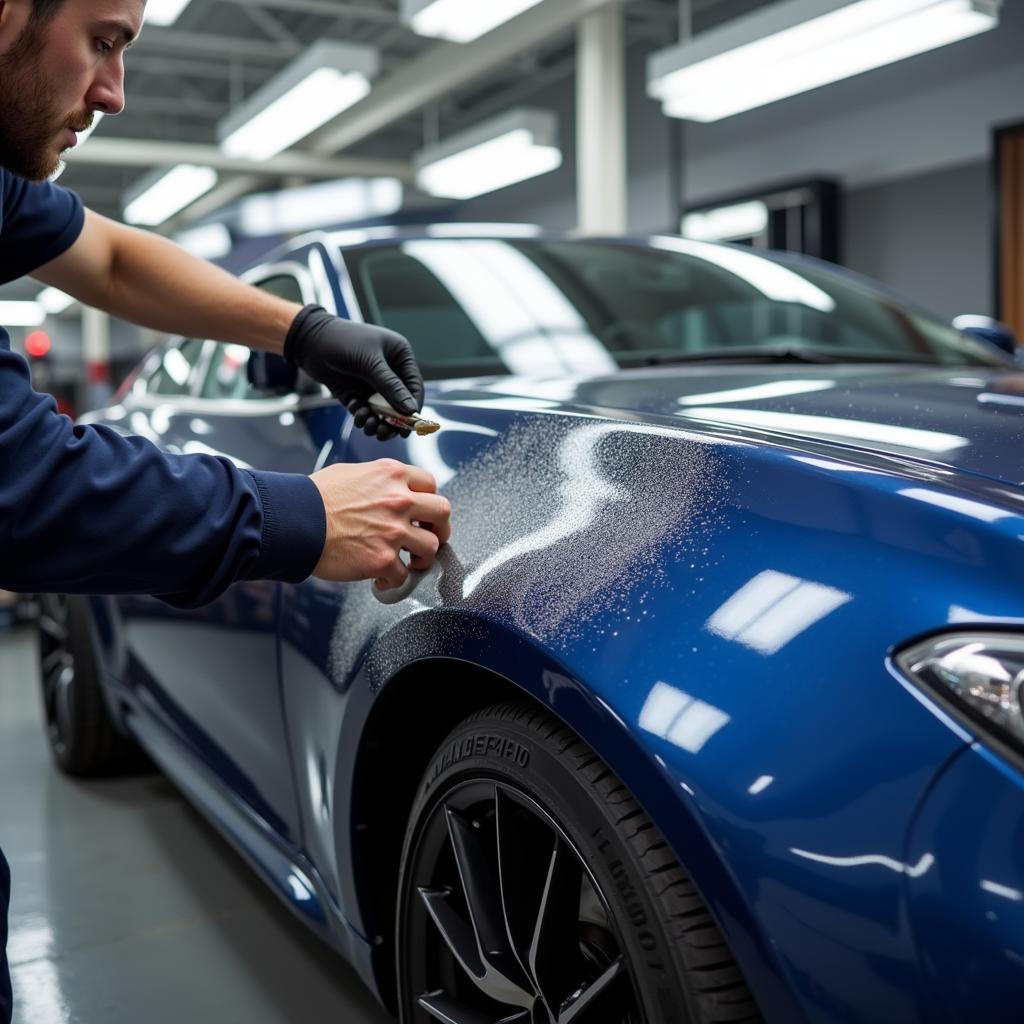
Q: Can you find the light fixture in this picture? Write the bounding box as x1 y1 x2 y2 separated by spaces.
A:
219 41 377 161
37 287 76 315
174 223 233 261
401 0 546 43
144 0 193 25
682 200 768 242
124 165 219 227
0 302 45 327
415 108 562 200
237 178 403 236
648 0 1001 122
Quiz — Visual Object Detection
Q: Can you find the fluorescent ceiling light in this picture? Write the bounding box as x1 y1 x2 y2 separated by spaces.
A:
145 0 193 25
124 165 219 226
402 0 545 42
648 0 1001 122
219 41 377 161
415 108 562 200
0 302 45 327
174 223 233 260
238 178 403 236
37 287 76 315
683 201 768 241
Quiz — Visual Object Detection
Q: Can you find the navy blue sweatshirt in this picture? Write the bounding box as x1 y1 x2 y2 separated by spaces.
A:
0 170 326 607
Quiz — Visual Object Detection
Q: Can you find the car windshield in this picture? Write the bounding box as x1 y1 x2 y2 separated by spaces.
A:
343 236 1003 379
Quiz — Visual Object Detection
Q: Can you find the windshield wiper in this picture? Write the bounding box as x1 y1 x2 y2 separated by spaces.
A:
632 346 944 367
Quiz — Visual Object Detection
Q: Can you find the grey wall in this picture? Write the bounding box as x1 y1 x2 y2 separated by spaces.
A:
844 162 992 320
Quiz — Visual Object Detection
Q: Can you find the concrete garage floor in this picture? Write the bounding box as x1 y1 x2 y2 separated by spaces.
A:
0 626 393 1024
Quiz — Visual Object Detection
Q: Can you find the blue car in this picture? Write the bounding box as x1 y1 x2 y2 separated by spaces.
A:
38 228 1024 1023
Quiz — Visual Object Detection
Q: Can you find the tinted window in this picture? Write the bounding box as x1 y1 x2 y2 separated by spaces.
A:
147 338 206 396
343 238 1001 378
200 273 305 401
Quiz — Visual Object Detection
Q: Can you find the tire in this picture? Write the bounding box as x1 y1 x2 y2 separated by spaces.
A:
37 594 146 777
396 701 762 1024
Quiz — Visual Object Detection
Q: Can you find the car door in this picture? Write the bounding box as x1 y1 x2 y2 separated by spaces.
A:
116 257 345 848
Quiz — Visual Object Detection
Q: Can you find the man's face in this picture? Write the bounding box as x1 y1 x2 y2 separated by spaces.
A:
0 0 144 180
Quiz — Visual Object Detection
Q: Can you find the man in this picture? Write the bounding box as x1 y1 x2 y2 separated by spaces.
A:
0 0 452 1019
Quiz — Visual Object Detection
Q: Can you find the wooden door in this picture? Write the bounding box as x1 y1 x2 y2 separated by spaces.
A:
997 123 1024 337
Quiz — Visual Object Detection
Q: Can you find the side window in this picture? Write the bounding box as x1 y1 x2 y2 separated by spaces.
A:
349 249 494 374
146 338 207 397
200 273 306 401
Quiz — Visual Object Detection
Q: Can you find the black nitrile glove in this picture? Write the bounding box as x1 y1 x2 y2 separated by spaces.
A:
284 305 424 441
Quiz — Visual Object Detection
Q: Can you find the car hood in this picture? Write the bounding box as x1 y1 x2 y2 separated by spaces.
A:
432 363 1024 488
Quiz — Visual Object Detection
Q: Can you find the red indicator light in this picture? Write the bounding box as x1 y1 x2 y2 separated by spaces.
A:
25 331 52 358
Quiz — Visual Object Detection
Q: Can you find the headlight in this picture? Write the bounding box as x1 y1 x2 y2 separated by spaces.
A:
897 633 1024 758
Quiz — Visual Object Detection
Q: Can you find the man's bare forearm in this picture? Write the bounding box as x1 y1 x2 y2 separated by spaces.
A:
35 211 302 354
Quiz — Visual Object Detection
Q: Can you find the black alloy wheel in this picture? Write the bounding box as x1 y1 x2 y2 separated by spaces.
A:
38 593 75 760
397 703 762 1024
403 780 639 1024
36 594 143 777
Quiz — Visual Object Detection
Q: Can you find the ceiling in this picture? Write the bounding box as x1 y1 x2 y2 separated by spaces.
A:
57 0 778 220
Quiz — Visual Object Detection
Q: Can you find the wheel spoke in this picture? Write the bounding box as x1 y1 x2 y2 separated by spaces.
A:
418 990 529 1024
445 806 533 1005
37 613 67 645
41 647 69 674
528 838 585 1008
446 806 510 961
42 660 71 714
557 957 626 1024
495 788 546 981
419 887 486 979
54 665 75 734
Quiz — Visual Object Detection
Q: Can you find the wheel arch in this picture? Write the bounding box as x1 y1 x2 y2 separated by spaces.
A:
348 658 522 1014
345 653 792 1019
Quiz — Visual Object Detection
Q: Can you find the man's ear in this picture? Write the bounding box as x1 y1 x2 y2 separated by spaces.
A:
0 1 33 60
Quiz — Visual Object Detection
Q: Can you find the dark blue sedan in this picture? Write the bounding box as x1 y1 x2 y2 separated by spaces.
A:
39 228 1024 1023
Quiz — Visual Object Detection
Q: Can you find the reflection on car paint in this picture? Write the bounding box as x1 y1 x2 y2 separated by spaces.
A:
637 680 731 754
706 570 851 656
789 848 936 877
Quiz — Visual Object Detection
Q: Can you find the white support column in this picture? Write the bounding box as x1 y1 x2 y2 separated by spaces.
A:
576 2 627 234
82 306 113 409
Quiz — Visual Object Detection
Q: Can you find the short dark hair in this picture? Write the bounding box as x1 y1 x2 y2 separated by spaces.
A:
30 0 67 22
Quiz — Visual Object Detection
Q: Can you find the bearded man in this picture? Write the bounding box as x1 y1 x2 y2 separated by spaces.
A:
0 3 451 1019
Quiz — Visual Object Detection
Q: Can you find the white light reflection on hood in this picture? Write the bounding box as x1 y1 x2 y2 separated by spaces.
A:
678 379 834 406
680 406 969 454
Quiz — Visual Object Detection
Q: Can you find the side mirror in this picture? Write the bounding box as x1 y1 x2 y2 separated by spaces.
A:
954 315 1018 357
247 352 324 397
247 351 298 394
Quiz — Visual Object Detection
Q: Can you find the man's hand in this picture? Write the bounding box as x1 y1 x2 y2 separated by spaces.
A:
310 460 452 589
286 305 424 441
